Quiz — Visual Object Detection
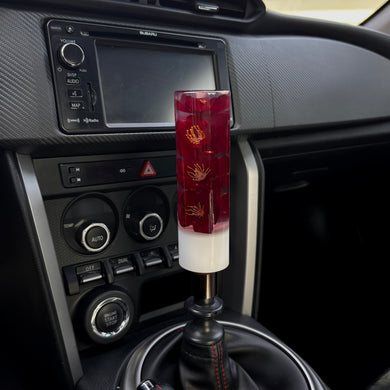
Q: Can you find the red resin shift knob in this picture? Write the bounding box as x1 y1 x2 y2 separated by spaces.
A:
175 90 230 273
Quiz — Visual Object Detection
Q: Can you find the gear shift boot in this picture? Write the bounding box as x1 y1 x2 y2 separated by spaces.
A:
122 322 314 390
179 296 258 390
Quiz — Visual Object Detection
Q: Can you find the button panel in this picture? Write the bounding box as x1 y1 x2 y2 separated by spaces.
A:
59 156 176 188
62 244 178 295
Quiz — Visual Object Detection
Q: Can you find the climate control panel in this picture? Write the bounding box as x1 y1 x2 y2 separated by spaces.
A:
36 152 183 346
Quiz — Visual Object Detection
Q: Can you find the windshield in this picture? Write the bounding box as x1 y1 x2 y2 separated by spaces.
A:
265 0 388 25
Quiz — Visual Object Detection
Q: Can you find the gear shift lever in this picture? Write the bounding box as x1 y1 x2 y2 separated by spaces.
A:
124 91 323 390
174 90 242 390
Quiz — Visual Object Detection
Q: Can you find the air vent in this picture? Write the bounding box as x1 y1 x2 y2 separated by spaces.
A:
158 0 262 19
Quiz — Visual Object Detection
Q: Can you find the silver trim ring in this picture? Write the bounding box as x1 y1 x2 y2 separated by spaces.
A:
139 213 163 241
123 321 322 390
81 222 111 253
59 42 85 68
91 297 130 339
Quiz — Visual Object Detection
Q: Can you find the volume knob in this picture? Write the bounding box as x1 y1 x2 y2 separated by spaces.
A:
58 42 85 69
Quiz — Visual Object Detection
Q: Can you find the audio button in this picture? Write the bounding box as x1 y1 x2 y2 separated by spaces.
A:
66 77 80 85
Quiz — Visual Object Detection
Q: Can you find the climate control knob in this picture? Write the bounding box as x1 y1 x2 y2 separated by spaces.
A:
123 187 169 242
62 195 117 254
78 222 111 253
58 42 85 69
138 213 164 241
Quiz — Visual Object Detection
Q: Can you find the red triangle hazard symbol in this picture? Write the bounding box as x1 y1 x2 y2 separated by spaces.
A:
140 160 157 177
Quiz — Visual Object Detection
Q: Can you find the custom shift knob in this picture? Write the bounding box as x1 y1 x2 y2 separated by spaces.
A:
174 90 231 273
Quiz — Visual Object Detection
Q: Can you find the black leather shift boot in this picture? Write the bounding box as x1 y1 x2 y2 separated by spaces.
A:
180 338 235 390
180 336 259 390
139 325 310 390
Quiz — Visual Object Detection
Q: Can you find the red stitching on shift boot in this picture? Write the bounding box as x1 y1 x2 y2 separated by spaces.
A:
155 386 162 390
212 344 221 390
219 342 227 390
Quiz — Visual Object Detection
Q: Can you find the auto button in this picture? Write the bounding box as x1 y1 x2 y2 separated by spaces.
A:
79 223 111 253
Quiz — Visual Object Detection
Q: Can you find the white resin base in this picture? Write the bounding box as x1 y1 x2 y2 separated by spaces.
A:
178 224 229 273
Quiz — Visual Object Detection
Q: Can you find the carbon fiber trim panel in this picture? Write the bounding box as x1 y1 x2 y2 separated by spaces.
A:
261 36 390 128
1 7 390 151
0 9 188 152
0 10 58 143
227 37 274 130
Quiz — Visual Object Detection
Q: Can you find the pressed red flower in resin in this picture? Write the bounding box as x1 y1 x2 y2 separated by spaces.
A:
187 163 211 182
185 125 206 145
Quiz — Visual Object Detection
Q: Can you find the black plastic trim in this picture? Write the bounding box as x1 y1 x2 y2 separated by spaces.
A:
0 152 78 390
253 120 390 160
0 0 266 32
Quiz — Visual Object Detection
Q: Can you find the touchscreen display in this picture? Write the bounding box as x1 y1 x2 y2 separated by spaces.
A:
96 43 216 126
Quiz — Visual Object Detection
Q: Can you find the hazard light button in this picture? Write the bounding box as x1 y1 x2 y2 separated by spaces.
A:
139 160 157 178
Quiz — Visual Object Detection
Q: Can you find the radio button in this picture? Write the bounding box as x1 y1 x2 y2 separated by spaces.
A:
68 89 83 98
69 101 85 110
59 42 85 69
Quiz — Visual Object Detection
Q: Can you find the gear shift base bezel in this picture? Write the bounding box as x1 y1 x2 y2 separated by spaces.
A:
120 320 326 390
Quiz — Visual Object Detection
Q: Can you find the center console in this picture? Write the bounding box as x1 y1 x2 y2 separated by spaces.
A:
34 151 188 347
23 16 331 390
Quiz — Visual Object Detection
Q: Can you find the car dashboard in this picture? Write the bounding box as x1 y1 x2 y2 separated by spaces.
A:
1 1 390 390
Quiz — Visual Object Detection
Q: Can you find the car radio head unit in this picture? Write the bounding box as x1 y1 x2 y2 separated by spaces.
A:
46 20 231 134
